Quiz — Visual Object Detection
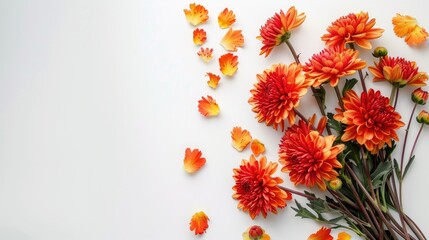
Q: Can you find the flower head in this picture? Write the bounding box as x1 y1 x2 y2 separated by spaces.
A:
251 139 265 156
322 12 384 49
243 225 271 240
189 211 209 235
303 46 366 87
218 8 236 29
257 7 306 57
183 148 206 173
219 53 238 76
392 13 428 46
184 3 208 26
197 47 213 63
279 120 345 190
411 88 428 105
198 95 220 117
206 72 221 89
308 227 333 240
249 63 313 131
417 110 429 125
334 89 405 154
369 56 428 88
231 126 252 152
220 28 244 51
232 155 292 219
193 28 207 45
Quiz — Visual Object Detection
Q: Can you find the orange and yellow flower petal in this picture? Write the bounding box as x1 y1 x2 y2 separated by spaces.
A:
392 14 418 37
184 3 209 26
189 211 209 235
308 227 333 240
337 232 351 240
218 8 236 29
231 126 252 151
220 28 244 51
404 25 428 45
219 53 238 76
193 28 207 45
183 148 206 173
206 72 221 89
197 47 213 63
198 95 220 117
250 139 265 156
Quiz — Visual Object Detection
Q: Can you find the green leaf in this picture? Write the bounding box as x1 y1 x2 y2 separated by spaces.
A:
393 158 402 182
292 200 317 220
327 216 344 224
342 78 358 96
403 155 415 179
327 112 343 133
307 197 331 213
370 161 392 189
313 86 326 107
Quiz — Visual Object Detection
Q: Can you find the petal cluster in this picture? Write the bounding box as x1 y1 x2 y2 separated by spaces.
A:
321 12 384 49
183 148 206 173
198 95 220 117
221 28 244 51
197 47 213 63
334 89 405 154
249 63 313 131
184 3 209 26
231 126 252 152
392 13 428 45
279 120 345 190
193 28 207 45
206 72 221 89
218 8 236 29
189 211 209 235
232 155 291 219
219 53 238 76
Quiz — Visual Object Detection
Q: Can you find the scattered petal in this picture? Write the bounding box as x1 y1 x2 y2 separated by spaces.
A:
405 25 428 45
193 28 207 45
250 139 265 156
218 8 236 29
183 148 206 173
307 227 333 240
219 53 238 76
197 47 213 63
220 28 244 51
392 13 428 45
184 3 209 26
206 72 221 89
337 232 351 240
198 95 220 117
231 126 252 151
189 211 209 235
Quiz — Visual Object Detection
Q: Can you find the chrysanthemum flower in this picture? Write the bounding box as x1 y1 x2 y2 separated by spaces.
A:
249 63 313 131
334 89 405 154
279 120 345 190
257 7 306 57
321 12 384 49
206 72 221 89
392 13 428 46
189 211 209 235
184 3 208 26
231 126 252 152
250 139 265 156
242 225 271 240
197 47 213 63
198 95 220 117
193 28 207 45
218 8 236 29
308 227 333 240
220 28 244 51
219 53 238 76
183 148 206 173
232 155 291 219
303 46 366 87
368 56 428 87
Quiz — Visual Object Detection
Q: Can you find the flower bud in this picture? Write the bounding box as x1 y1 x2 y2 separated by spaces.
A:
248 225 264 240
416 110 429 125
328 178 342 190
411 88 428 105
372 46 388 58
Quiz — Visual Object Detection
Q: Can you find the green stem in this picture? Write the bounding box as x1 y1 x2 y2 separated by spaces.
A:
348 43 367 92
390 86 398 106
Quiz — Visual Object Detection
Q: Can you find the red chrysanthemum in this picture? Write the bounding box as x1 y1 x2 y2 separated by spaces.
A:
368 56 428 88
232 155 292 219
303 46 366 87
257 7 306 57
249 63 313 131
279 120 345 190
334 89 405 154
321 12 384 49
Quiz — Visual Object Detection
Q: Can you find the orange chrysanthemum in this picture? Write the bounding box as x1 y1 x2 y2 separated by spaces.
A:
321 12 384 49
220 28 244 51
303 46 366 87
219 53 238 76
206 72 221 89
193 28 207 45
334 89 405 154
368 56 428 88
184 3 208 26
183 148 206 173
257 7 306 57
197 47 213 63
232 155 292 219
279 120 345 190
189 211 209 235
250 139 265 156
392 13 428 45
308 227 333 240
231 126 252 152
249 63 313 131
198 95 220 117
218 8 236 29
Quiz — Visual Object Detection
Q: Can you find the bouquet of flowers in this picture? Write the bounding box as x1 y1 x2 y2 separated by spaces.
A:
184 3 428 239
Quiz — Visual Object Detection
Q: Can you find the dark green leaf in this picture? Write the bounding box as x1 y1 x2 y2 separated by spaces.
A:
327 112 343 133
371 161 392 189
403 155 415 179
327 216 344 224
342 78 358 96
307 198 331 213
393 158 402 182
292 200 317 220
313 86 326 107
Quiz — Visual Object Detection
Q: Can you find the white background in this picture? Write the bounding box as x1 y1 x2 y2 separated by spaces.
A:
1 0 428 239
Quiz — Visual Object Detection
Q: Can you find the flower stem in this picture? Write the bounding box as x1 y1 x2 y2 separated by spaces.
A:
390 86 397 106
348 43 367 92
334 86 344 110
285 39 300 64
